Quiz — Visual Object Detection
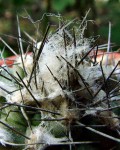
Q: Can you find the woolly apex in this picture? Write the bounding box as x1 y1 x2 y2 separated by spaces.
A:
4 15 93 105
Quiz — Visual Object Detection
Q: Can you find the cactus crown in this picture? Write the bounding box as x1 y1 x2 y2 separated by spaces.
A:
0 12 120 150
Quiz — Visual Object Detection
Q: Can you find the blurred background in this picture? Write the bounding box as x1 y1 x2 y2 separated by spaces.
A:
0 0 120 57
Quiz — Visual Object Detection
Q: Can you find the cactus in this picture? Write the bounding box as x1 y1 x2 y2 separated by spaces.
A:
0 12 120 150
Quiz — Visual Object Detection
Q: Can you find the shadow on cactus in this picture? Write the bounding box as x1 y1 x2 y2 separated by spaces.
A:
0 11 120 150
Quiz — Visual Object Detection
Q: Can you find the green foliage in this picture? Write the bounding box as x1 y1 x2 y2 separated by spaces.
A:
98 1 120 48
52 0 75 12
12 0 26 6
12 0 33 6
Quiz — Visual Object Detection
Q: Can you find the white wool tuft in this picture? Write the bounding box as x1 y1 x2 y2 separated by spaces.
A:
15 54 33 74
26 126 67 150
0 128 12 146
